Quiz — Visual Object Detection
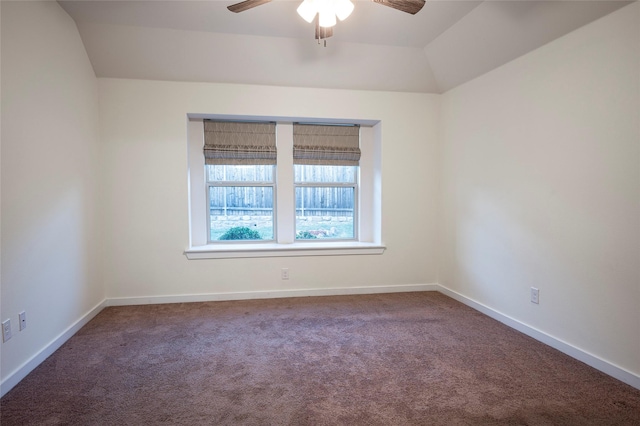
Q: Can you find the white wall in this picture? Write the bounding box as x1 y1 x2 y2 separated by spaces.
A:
1 1 103 391
98 80 440 301
439 2 639 378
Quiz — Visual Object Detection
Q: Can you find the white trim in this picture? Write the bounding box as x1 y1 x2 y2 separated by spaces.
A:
187 119 207 247
276 123 295 244
184 242 386 259
0 299 107 398
437 284 640 390
188 113 379 127
106 283 438 306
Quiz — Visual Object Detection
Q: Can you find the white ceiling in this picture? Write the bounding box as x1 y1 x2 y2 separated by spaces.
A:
58 0 632 93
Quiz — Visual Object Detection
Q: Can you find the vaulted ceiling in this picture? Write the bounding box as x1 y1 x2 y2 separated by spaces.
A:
58 0 631 93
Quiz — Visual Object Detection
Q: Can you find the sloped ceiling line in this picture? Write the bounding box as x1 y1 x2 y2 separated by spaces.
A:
58 0 631 94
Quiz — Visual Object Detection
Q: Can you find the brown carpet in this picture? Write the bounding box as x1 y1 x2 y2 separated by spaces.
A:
1 292 639 425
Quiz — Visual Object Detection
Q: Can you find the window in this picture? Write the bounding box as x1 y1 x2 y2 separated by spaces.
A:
292 123 361 242
203 120 277 242
207 165 275 242
186 116 384 259
295 164 357 240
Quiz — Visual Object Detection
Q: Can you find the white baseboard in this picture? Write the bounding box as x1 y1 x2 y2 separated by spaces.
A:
106 283 440 306
0 299 107 398
3 283 638 398
437 284 640 390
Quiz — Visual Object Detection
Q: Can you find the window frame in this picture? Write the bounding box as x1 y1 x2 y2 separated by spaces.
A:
185 115 385 259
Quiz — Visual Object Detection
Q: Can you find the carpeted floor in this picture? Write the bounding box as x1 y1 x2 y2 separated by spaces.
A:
1 292 639 425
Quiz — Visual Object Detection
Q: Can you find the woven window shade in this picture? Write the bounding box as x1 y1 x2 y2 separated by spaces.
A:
204 121 276 165
293 124 361 166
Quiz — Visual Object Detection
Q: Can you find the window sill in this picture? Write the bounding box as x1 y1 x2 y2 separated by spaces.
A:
184 242 386 259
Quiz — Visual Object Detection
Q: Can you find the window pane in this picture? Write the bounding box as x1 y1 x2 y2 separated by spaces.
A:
207 165 274 182
294 165 356 183
295 187 354 240
209 186 274 241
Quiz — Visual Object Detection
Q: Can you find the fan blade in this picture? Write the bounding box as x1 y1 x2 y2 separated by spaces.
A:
372 0 425 15
227 0 272 13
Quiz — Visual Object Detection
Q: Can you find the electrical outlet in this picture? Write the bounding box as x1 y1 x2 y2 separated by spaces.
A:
531 287 540 304
281 268 289 280
2 319 12 342
19 311 27 331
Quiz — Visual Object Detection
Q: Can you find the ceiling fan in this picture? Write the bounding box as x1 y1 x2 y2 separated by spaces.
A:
227 0 426 44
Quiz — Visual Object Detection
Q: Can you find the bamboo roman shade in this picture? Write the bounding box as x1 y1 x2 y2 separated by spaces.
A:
293 124 361 166
204 120 276 165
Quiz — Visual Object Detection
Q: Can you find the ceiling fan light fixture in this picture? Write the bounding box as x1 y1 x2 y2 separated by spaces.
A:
229 0 425 42
318 8 337 28
297 0 317 23
297 0 353 29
